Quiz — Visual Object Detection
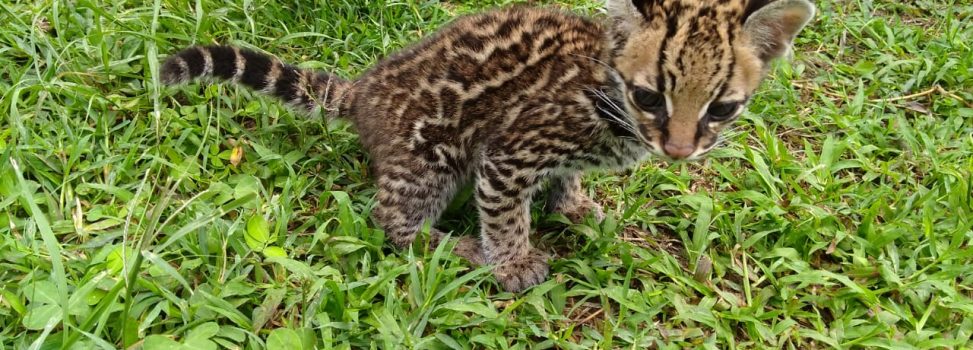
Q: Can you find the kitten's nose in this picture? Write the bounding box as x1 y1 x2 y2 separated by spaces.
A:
663 141 695 159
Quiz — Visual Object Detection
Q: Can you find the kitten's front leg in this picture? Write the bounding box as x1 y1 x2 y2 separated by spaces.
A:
545 172 605 222
475 158 550 293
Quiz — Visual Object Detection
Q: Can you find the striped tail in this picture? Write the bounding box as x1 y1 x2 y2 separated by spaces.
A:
160 45 350 114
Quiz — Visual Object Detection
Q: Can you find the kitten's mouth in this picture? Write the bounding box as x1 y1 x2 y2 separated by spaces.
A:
676 137 723 162
655 150 703 163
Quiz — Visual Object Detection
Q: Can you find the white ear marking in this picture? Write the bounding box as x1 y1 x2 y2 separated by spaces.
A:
743 0 816 63
604 0 644 32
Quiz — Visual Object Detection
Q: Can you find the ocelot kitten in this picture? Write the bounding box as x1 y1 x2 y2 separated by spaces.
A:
160 0 815 292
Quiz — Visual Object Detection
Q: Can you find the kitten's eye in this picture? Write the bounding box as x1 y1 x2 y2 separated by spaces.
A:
707 101 740 121
632 88 665 112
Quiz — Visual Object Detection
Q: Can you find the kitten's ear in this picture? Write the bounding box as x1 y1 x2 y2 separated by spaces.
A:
605 0 656 22
605 0 657 33
743 0 816 63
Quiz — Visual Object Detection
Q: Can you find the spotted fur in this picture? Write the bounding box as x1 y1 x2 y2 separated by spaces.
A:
160 0 814 292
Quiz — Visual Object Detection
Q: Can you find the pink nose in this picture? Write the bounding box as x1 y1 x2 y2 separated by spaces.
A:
664 142 695 159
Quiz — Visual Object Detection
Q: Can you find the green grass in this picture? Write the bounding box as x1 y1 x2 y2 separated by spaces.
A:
1 0 972 348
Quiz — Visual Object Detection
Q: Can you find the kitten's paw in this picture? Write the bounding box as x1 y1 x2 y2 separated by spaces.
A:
492 249 551 292
551 194 605 223
451 236 486 266
388 234 417 249
430 231 486 266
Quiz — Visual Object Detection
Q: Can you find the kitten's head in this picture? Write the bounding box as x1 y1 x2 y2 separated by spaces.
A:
605 0 814 160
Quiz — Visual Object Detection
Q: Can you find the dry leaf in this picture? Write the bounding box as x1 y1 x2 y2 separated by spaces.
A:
230 146 244 166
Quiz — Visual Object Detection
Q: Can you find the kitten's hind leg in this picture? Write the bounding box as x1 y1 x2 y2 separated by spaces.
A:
545 172 604 222
372 167 484 264
372 168 455 247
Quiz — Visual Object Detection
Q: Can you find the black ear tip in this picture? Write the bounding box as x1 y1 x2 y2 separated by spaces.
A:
743 0 775 21
630 0 656 19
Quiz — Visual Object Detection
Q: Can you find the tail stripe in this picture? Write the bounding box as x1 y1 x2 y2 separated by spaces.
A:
272 66 301 104
181 47 205 78
199 46 213 77
262 60 281 95
207 45 238 79
239 48 273 90
232 47 246 80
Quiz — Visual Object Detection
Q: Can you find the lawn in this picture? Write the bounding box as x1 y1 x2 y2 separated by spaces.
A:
1 0 972 348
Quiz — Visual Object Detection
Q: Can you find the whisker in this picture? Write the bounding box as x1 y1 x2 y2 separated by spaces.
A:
585 86 654 147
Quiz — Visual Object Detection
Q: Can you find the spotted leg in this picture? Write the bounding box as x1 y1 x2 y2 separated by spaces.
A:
372 165 483 264
475 155 551 292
